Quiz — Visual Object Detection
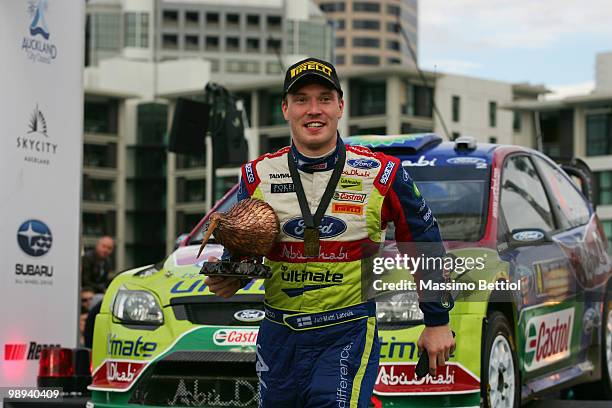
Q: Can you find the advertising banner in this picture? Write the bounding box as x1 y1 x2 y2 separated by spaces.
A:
0 0 84 386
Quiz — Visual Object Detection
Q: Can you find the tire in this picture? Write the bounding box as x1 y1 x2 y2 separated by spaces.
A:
597 298 612 398
482 311 520 408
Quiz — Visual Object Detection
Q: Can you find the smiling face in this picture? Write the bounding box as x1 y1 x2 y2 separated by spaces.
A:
282 83 344 156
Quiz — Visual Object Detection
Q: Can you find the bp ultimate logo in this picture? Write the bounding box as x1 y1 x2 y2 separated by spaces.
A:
22 0 58 64
15 219 54 281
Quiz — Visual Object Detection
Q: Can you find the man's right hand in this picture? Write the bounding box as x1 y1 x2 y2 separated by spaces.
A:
204 256 241 298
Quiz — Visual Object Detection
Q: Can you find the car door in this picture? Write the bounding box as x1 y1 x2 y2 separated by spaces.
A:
532 154 609 369
496 154 578 382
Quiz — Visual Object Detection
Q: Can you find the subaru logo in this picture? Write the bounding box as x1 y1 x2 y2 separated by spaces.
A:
234 310 265 323
283 216 347 239
347 158 380 170
17 220 52 257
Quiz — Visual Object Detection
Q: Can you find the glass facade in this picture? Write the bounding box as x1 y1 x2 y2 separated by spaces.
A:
403 83 433 118
350 80 386 116
82 211 116 237
286 21 333 61
259 91 285 126
489 101 497 128
124 12 149 48
137 103 168 145
92 13 121 51
82 176 115 202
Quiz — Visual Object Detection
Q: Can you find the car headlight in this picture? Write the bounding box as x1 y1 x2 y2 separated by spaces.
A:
376 291 423 323
112 289 163 325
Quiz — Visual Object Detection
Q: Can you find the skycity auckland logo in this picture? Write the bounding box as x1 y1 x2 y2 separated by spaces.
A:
22 0 58 64
17 104 58 166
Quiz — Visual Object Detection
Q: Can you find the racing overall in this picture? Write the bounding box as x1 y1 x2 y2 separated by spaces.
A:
236 138 450 408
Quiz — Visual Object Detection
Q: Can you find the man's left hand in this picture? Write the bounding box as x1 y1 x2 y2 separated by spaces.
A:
417 324 455 377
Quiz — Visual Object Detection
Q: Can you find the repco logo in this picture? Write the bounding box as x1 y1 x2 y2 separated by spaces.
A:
524 308 574 371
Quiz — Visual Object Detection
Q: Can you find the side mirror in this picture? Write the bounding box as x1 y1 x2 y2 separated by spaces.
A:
507 228 551 248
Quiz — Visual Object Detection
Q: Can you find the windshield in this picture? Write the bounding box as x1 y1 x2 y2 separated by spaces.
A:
389 164 490 241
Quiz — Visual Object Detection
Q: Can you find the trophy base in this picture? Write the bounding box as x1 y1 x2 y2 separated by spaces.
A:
200 260 272 279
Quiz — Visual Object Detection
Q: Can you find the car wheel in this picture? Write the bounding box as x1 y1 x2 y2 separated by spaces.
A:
482 311 520 408
599 299 612 398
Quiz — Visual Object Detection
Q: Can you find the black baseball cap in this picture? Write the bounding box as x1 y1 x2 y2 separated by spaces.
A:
283 57 343 98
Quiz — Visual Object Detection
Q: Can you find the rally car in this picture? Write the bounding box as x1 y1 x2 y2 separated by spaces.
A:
88 134 612 408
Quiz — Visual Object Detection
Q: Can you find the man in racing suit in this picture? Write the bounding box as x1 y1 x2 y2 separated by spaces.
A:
206 57 455 407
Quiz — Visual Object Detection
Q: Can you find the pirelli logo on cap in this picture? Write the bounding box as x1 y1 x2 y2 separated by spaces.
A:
290 60 332 79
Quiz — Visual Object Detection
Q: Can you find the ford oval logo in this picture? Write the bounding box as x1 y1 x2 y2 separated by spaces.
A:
347 158 380 170
512 231 545 242
283 216 347 239
234 309 265 323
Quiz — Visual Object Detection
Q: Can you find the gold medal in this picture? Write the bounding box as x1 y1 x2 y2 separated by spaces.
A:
303 227 320 257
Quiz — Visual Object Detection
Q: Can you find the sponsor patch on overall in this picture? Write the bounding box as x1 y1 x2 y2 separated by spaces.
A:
342 169 370 177
245 163 255 183
524 308 574 371
333 191 367 203
332 203 364 215
379 161 396 185
339 177 362 190
271 183 295 193
347 158 380 169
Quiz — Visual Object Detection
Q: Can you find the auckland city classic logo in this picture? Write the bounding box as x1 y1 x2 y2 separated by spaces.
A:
17 220 52 257
17 104 58 166
22 0 58 64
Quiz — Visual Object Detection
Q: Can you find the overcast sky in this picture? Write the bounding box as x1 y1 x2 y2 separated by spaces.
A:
419 0 612 96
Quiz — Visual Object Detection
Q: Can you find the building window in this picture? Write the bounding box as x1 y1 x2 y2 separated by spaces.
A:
353 37 379 48
387 5 401 16
387 57 401 64
452 95 460 122
162 34 178 50
185 11 199 26
124 12 149 48
82 177 115 203
184 35 199 50
335 37 345 47
226 60 259 74
206 12 219 25
226 13 240 27
92 13 121 51
267 15 282 31
489 101 497 128
266 38 281 53
247 14 260 28
386 22 400 33
353 2 380 12
352 55 380 65
586 113 611 156
137 103 167 145
84 99 118 134
266 61 283 74
246 38 260 52
387 40 400 51
450 132 460 141
162 10 178 26
336 54 345 65
226 37 240 52
350 80 386 116
353 20 380 30
489 136 497 143
319 2 346 12
205 36 219 51
209 59 220 72
596 171 612 205
335 19 345 30
513 111 522 132
83 143 117 168
404 84 433 118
